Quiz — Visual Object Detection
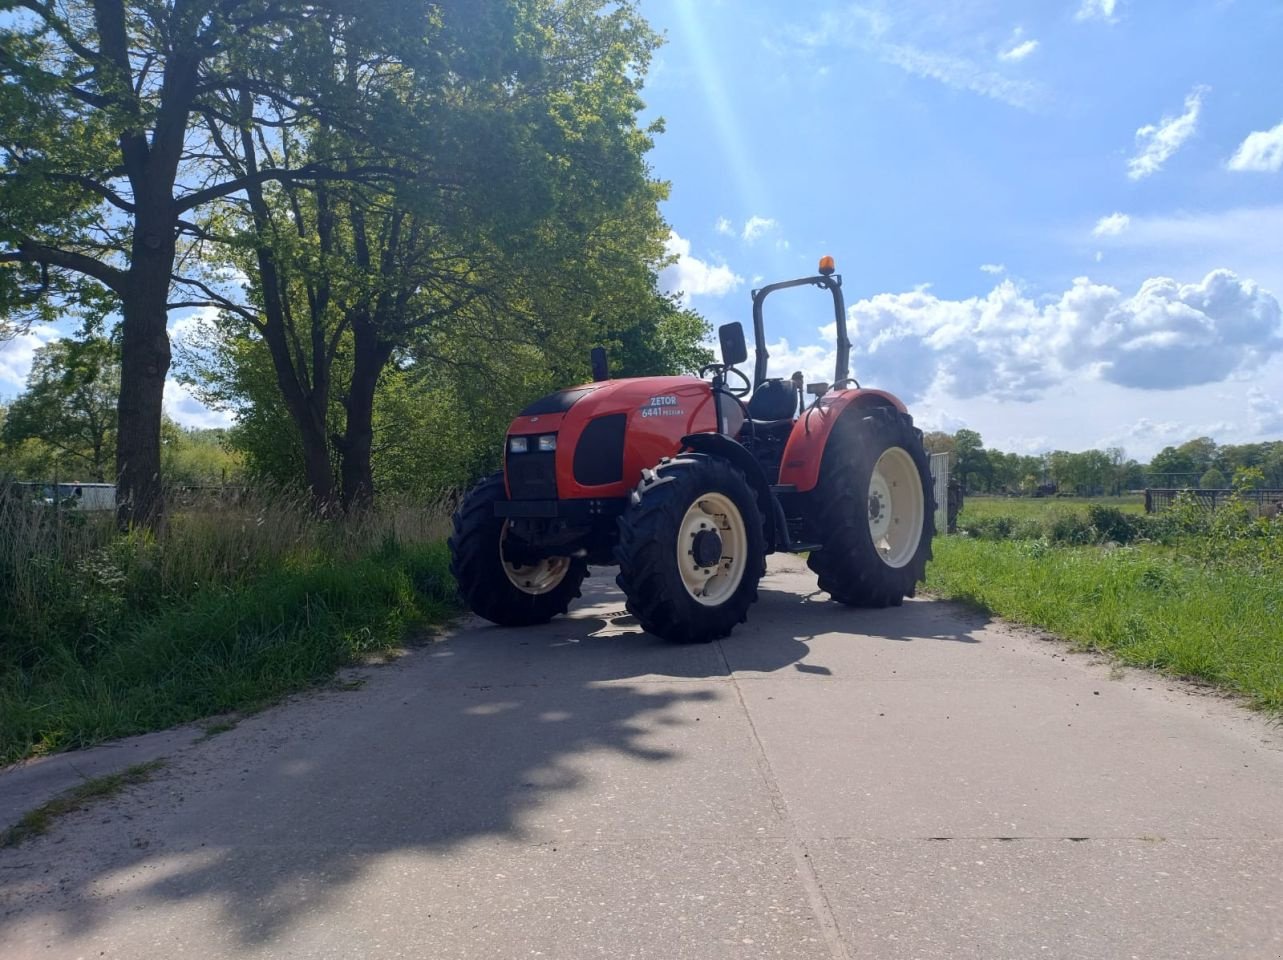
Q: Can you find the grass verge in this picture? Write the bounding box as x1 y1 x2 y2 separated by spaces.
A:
1 759 165 848
926 537 1283 711
0 541 457 764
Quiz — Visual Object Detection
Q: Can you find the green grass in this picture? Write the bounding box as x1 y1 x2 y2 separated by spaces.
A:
926 537 1283 711
1 759 165 848
0 540 457 764
959 494 1146 521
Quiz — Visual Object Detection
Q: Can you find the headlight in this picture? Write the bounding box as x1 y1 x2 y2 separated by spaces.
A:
508 436 528 454
537 434 557 452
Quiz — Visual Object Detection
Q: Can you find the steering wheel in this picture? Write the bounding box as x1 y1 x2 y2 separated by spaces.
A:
700 363 751 398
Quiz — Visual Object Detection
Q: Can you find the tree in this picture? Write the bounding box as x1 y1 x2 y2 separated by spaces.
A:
0 0 441 526
189 0 688 509
1199 467 1227 490
952 429 986 493
1 337 118 480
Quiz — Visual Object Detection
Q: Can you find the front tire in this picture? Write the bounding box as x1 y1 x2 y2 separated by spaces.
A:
449 473 587 626
614 457 766 644
806 407 935 606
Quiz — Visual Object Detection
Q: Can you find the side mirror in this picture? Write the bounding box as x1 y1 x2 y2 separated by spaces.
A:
590 346 609 382
718 322 748 367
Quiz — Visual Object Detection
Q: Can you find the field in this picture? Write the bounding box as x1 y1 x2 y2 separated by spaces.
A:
926 494 1283 711
959 494 1145 520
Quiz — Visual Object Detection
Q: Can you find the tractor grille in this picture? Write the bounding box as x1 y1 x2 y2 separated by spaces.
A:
506 450 557 500
573 414 626 486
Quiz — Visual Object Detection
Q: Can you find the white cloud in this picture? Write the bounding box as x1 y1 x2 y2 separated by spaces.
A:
1227 121 1283 173
1128 86 1207 181
168 306 221 344
741 216 778 243
980 263 1006 275
660 232 743 304
1248 388 1283 434
999 39 1039 63
163 378 234 430
714 216 735 236
0 325 60 394
1092 204 1283 296
881 43 1040 109
1075 0 1118 23
789 9 1042 110
784 270 1282 407
1092 212 1131 237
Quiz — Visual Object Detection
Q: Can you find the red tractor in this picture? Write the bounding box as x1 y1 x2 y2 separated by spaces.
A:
449 256 935 643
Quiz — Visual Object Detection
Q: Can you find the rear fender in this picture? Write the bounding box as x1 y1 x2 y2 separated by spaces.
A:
679 433 778 554
777 388 907 493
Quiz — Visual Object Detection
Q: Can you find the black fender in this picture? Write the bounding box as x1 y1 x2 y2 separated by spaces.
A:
679 433 778 554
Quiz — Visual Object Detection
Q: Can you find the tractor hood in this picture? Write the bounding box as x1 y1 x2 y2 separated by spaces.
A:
505 376 719 501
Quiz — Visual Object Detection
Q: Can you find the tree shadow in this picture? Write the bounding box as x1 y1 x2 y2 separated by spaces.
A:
0 568 989 950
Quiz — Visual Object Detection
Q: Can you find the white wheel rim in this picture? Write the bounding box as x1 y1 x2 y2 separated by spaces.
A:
676 491 748 606
500 522 570 595
868 447 924 569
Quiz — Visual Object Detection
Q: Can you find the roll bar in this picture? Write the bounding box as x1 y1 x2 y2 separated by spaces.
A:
750 272 849 389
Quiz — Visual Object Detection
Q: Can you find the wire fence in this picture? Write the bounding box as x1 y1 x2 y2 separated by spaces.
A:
1144 488 1283 514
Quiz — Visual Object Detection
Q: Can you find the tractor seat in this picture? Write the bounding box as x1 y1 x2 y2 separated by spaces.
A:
746 378 797 425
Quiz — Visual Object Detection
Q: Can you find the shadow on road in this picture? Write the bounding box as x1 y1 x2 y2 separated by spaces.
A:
0 574 992 950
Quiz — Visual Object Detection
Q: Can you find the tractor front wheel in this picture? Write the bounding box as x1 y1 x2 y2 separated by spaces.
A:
449 473 587 626
807 407 935 606
614 457 766 643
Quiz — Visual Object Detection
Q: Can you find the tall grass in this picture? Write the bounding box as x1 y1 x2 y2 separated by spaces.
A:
0 486 457 763
928 495 1283 711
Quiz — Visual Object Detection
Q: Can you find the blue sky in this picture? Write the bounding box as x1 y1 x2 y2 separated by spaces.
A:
646 0 1283 457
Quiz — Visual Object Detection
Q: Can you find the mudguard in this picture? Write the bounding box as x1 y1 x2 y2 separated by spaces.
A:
777 388 908 493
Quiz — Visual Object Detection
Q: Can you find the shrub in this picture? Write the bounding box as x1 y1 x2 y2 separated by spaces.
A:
1087 504 1147 545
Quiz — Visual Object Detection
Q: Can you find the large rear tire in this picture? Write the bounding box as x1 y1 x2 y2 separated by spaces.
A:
806 407 935 607
449 473 587 626
614 457 766 644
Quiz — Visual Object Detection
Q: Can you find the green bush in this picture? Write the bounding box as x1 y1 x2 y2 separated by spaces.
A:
1086 504 1147 544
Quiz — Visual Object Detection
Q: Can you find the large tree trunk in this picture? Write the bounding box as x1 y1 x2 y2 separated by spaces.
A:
339 323 392 511
114 218 174 530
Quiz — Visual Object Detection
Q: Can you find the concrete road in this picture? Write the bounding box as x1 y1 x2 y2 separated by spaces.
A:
2 555 1282 959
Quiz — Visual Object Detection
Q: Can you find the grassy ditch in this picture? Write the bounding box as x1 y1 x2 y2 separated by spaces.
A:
0 490 457 764
927 496 1283 711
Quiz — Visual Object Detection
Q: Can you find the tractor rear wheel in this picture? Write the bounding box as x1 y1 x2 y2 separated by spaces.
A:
807 407 935 606
614 457 766 643
449 473 588 626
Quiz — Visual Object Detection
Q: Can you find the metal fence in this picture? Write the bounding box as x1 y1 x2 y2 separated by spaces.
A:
1144 488 1283 514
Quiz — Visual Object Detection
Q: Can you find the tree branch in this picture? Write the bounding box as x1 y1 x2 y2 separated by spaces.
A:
173 163 400 214
0 242 128 293
169 275 263 330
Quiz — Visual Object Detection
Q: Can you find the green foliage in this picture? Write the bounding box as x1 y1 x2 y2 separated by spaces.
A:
958 497 1148 545
1 337 117 481
0 485 456 762
1233 466 1266 493
1200 467 1228 489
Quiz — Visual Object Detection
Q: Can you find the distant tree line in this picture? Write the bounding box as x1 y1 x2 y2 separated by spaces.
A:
924 430 1283 496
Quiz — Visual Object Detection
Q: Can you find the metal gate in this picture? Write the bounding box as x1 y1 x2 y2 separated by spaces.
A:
929 452 950 536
